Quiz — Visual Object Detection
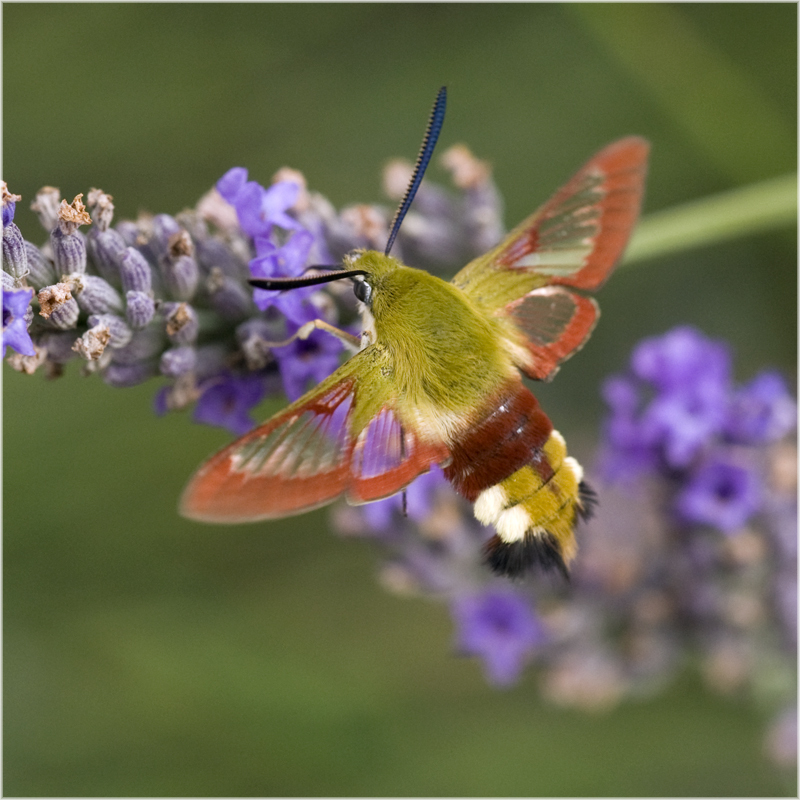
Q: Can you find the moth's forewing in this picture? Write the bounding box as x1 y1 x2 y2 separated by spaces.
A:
180 347 448 523
453 136 649 380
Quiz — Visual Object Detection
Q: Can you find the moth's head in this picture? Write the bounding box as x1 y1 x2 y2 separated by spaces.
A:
343 249 402 308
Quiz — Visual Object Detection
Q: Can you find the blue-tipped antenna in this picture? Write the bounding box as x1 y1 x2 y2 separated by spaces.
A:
384 86 447 256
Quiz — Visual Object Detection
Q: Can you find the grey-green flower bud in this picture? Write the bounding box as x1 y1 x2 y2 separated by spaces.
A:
160 345 197 377
161 253 199 301
87 227 127 286
125 290 155 330
206 267 253 321
103 361 157 388
2 222 28 283
24 242 57 289
119 247 152 293
50 227 87 275
70 273 124 315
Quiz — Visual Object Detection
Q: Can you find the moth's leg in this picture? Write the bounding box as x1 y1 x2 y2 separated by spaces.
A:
261 319 362 352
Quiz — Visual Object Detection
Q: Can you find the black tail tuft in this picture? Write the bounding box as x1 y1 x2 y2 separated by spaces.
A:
484 532 570 580
577 480 598 522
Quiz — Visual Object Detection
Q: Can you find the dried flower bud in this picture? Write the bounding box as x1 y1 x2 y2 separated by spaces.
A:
125 290 155 330
175 209 209 243
160 345 197 377
150 214 182 258
339 204 389 250
69 273 124 315
37 282 73 318
196 187 240 234
383 160 414 201
163 301 199 344
56 194 92 234
2 222 28 283
72 323 112 361
119 247 152 293
168 230 194 258
159 372 202 411
23 242 57 289
441 144 504 254
440 144 492 190
86 188 115 231
30 187 61 233
383 158 455 220
2 181 22 226
5 341 48 375
87 313 133 349
115 220 140 247
50 227 87 275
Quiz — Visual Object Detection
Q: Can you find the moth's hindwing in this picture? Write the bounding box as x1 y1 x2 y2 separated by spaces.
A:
453 136 650 380
180 348 449 523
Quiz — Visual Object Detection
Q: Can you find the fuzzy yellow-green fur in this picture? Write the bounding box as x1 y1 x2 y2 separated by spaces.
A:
347 251 517 438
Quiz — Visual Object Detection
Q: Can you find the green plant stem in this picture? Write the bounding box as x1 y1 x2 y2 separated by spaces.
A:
623 173 797 266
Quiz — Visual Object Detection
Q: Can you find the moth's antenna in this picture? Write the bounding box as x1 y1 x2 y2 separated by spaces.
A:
384 86 447 256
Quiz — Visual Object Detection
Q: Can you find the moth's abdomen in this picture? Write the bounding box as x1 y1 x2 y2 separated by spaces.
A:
442 379 594 578
474 430 596 578
443 380 553 502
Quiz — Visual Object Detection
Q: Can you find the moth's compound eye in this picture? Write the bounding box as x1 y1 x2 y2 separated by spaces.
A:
354 278 373 305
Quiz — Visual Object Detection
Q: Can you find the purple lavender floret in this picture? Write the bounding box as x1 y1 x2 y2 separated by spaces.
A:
2 184 18 226
361 467 448 532
725 370 797 445
601 327 742 480
630 325 731 391
250 230 316 324
675 457 762 533
217 168 301 238
451 589 546 686
271 318 343 402
2 287 36 357
193 372 266 435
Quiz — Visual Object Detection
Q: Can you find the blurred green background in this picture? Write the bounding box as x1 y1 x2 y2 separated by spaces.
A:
4 4 796 796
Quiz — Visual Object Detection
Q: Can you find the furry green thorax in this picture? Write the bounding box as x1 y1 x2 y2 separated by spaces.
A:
346 250 516 420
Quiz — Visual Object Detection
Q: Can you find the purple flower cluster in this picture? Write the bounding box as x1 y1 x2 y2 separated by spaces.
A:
593 326 797 764
334 326 796 767
3 144 504 435
600 326 795 532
